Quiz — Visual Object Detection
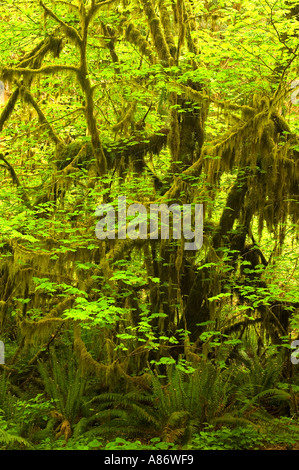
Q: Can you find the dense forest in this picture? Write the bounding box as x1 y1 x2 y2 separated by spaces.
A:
0 0 298 451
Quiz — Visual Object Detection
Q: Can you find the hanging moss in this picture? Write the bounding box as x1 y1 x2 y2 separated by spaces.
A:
18 35 64 69
73 323 108 378
55 128 169 174
176 0 186 61
140 0 173 65
73 323 150 390
40 1 82 47
20 85 62 145
19 317 66 346
158 0 177 58
112 101 137 136
125 22 155 62
100 22 120 67
184 0 200 56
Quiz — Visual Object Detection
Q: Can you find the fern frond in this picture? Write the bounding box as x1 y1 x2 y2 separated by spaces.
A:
240 388 292 414
0 429 32 448
212 414 258 428
255 388 292 402
166 410 190 427
94 392 160 428
38 352 87 424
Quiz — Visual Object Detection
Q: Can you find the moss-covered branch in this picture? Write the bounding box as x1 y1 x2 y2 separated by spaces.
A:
1 65 80 82
125 22 155 64
0 88 20 132
0 153 31 206
158 0 177 59
140 0 173 65
40 0 82 46
20 85 62 146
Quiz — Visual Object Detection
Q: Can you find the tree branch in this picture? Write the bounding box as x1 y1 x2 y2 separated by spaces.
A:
19 85 63 146
0 88 20 132
0 153 31 206
40 0 82 46
2 65 81 80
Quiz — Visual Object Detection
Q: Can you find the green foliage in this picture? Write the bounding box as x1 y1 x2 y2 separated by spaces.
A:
0 0 298 452
0 427 32 450
38 351 87 425
86 390 159 428
188 425 263 450
149 362 238 444
188 417 299 451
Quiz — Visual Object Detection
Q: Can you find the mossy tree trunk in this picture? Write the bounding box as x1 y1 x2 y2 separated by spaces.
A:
0 0 298 384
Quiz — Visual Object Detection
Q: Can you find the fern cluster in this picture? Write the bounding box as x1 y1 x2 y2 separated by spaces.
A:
0 428 31 449
148 362 238 443
37 351 87 425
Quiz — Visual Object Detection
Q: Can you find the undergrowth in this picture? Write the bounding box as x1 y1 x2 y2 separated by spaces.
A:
1 349 299 450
